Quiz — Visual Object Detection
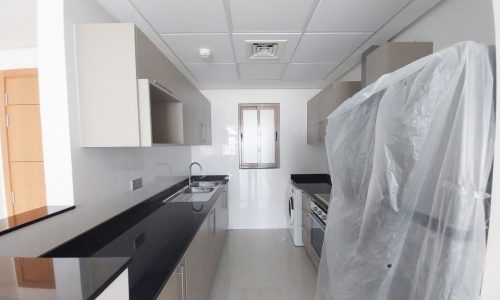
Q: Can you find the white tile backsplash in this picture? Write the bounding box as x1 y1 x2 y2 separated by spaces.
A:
192 89 329 229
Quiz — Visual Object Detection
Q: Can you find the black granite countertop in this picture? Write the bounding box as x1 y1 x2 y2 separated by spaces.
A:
0 256 130 300
291 174 332 211
0 206 76 237
43 175 229 300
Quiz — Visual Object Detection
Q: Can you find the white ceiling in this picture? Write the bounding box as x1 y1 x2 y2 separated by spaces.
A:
0 0 37 49
96 0 441 89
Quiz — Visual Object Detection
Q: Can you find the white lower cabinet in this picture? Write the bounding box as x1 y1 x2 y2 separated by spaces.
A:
159 186 229 300
96 269 130 300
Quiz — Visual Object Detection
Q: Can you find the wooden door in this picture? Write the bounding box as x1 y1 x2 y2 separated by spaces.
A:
14 258 56 289
0 69 46 216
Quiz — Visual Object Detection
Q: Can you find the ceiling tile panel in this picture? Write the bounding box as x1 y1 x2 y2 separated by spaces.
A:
239 64 286 80
186 63 238 81
229 0 318 32
282 63 339 81
232 33 301 63
161 34 234 63
130 0 228 33
307 0 412 32
292 33 372 63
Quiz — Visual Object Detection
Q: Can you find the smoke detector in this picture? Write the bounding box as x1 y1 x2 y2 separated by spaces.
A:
246 40 287 60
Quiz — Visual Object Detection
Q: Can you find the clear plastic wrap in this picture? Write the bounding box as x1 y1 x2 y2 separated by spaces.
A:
315 42 495 300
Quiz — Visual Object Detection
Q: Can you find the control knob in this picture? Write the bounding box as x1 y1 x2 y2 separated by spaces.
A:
313 207 318 211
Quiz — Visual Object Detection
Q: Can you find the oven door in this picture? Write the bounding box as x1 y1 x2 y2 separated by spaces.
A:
310 212 325 257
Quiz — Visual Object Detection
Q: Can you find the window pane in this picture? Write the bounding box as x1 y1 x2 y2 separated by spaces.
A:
242 109 258 164
260 108 276 164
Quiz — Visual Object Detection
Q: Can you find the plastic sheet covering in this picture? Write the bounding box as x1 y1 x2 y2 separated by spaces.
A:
315 42 495 300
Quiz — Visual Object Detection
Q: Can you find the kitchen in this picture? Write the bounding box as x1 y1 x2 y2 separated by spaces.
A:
0 0 499 300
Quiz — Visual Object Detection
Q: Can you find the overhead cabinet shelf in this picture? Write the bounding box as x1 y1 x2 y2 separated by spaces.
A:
75 23 211 147
138 79 183 145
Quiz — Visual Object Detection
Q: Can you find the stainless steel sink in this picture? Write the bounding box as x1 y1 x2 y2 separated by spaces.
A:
184 187 214 194
190 181 220 188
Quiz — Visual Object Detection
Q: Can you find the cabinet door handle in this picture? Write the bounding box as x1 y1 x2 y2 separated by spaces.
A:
152 80 174 95
317 121 321 141
176 260 187 300
213 210 216 237
204 122 207 141
183 260 187 300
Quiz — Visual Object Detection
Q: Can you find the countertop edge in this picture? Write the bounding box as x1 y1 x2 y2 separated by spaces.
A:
0 205 76 237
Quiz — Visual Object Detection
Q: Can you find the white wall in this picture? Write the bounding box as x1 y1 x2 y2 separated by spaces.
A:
0 0 37 50
0 0 191 256
0 48 37 70
192 89 328 229
37 0 74 206
392 0 494 50
481 2 499 299
0 1 37 219
338 0 495 81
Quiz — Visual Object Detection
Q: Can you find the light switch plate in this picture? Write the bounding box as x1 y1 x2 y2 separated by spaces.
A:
131 178 143 191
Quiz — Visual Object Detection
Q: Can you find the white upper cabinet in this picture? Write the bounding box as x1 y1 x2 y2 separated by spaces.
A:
75 23 211 147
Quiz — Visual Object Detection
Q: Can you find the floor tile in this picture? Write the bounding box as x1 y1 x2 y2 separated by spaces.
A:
209 229 317 300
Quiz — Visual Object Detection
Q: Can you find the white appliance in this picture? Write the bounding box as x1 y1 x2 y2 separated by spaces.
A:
287 181 303 246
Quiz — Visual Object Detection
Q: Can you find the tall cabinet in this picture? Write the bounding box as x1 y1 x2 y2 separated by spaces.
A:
307 81 361 144
74 23 211 147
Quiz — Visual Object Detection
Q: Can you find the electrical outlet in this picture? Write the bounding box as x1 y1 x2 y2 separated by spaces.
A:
131 178 143 191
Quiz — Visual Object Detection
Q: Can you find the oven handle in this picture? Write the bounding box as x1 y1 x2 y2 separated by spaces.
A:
310 211 326 231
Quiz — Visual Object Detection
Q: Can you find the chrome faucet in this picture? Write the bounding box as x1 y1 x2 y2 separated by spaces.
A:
189 162 205 187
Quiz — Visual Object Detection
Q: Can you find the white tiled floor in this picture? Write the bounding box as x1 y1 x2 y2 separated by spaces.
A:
208 229 318 300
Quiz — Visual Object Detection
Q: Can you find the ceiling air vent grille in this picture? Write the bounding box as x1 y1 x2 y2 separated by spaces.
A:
246 40 287 60
252 42 278 58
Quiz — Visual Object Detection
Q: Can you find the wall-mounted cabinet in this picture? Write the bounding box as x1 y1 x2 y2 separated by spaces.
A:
75 23 211 147
307 81 361 144
363 42 433 87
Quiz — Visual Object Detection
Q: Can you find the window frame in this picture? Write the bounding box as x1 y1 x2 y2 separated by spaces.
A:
238 103 280 169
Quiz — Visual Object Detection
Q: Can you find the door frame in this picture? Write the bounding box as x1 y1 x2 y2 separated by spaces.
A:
0 69 39 217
